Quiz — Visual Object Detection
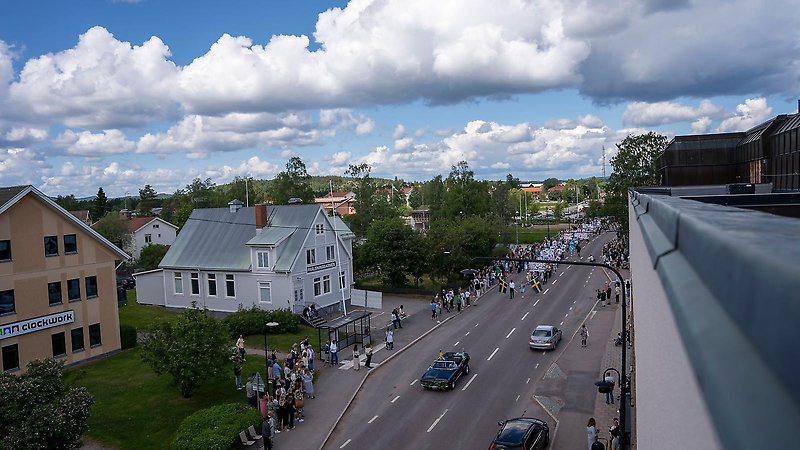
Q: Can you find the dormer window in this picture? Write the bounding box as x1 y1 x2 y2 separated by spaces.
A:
315 224 324 234
257 251 270 269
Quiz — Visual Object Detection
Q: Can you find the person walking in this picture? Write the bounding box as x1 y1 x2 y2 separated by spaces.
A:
261 416 274 450
236 335 246 360
353 344 361 371
302 369 315 399
391 309 399 329
615 284 621 304
604 373 615 404
234 364 243 390
364 343 373 368
509 280 516 299
456 293 462 312
587 417 598 450
609 418 621 450
431 298 438 320
246 376 256 408
329 340 339 366
580 324 589 348
386 328 394 350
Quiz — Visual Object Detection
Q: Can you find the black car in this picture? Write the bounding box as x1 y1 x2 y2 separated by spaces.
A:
116 276 135 290
489 418 549 450
420 351 470 390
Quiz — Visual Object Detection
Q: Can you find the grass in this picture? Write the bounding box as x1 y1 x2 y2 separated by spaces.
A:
241 325 318 353
66 349 267 450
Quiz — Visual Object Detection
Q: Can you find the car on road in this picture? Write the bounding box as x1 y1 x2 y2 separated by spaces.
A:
420 351 470 390
529 325 562 350
489 417 549 450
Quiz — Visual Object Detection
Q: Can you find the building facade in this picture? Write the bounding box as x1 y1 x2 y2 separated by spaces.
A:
134 203 355 315
1 186 130 374
125 216 178 259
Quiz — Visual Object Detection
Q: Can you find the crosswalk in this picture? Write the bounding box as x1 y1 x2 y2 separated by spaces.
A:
336 344 386 370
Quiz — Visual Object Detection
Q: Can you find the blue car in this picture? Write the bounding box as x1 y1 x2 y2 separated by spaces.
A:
420 351 471 390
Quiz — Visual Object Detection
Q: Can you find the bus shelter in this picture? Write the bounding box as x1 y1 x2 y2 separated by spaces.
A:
317 311 372 361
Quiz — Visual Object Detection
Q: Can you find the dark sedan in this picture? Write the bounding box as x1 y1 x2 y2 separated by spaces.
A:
420 351 470 390
489 417 549 450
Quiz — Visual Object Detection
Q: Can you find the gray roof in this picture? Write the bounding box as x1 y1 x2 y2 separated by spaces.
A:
332 216 355 239
160 204 323 272
0 186 27 210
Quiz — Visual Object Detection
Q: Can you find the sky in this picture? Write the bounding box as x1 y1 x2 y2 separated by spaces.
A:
0 0 798 198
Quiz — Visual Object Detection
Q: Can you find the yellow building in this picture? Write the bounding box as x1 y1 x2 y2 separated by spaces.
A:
1 186 130 373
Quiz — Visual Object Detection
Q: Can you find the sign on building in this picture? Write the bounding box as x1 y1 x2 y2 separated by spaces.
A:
0 310 75 340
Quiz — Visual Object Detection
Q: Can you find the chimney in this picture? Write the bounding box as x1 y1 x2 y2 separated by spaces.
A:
228 199 243 213
255 203 268 231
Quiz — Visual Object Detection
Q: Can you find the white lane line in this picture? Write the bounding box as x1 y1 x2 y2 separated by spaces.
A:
542 351 546 355
535 363 539 369
487 347 500 361
410 379 418 386
573 300 577 304
454 341 460 346
521 311 530 321
569 307 573 311
391 395 400 403
516 395 521 402
534 299 541 307
527 377 531 384
590 310 598 320
462 373 478 391
427 409 449 433
506 327 516 339
560 321 564 326
475 323 480 328
565 313 569 317
543 289 549 295
552 279 558 285
368 415 379 424
340 439 352 448
465 331 470 336
560 271 565 276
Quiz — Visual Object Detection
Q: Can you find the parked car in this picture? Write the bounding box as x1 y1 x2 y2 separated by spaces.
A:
529 325 562 350
420 351 470 390
489 417 549 450
116 276 135 290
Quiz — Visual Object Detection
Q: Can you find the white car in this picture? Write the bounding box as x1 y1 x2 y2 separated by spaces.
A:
529 325 562 350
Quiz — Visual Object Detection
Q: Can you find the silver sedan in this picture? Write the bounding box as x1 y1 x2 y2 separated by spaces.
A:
529 325 562 350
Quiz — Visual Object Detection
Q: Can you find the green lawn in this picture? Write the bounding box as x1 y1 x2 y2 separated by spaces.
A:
242 325 318 353
66 349 267 450
118 297 180 330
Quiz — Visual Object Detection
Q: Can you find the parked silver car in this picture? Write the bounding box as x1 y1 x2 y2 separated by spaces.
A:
529 325 562 350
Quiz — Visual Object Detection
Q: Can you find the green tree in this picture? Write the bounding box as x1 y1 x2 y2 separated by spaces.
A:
407 188 424 209
90 187 110 221
607 132 668 195
168 178 218 229
138 244 169 270
360 217 419 286
140 305 230 398
0 359 94 450
55 194 82 212
136 184 158 216
553 201 566 219
441 161 491 219
345 163 396 238
269 157 315 204
542 178 560 190
93 212 133 251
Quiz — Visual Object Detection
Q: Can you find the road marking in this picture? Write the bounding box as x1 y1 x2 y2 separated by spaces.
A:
410 379 418 386
462 373 478 391
565 313 569 317
535 363 539 369
465 331 470 336
454 341 460 346
368 415 379 424
521 312 530 321
590 310 597 320
340 439 351 448
542 351 546 355
391 395 400 403
573 300 576 304
475 323 480 328
506 328 516 339
487 347 500 361
516 395 521 402
552 279 558 285
560 321 564 326
427 409 449 433
534 299 541 307
560 271 564 276
543 289 549 295
569 307 573 311
526 377 531 384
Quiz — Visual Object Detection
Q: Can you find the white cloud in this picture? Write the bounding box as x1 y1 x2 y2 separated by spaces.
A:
54 129 135 156
0 125 48 147
394 137 413 151
622 99 723 126
691 117 712 134
717 97 773 132
393 124 406 140
0 147 49 185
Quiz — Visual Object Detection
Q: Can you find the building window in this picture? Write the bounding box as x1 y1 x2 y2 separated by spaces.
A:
85 276 98 298
257 251 269 269
339 271 346 290
89 323 102 347
44 235 59 256
153 223 160 229
258 281 272 304
294 288 304 303
0 289 15 315
207 274 217 296
323 275 331 294
315 223 324 234
144 234 152 244
48 281 62 306
190 273 200 295
0 240 10 261
313 277 322 296
67 279 81 302
173 272 183 295
2 344 19 372
64 234 77 254
225 274 235 297
52 332 67 357
306 249 316 265
326 245 335 261
71 327 85 353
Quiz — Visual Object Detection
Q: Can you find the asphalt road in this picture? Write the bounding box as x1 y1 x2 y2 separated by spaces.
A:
324 234 614 450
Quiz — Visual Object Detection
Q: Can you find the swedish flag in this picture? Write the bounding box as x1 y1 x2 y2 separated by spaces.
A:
499 281 508 293
530 278 542 294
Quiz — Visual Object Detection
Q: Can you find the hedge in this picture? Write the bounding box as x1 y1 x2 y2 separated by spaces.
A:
120 324 137 349
171 403 262 450
221 306 299 338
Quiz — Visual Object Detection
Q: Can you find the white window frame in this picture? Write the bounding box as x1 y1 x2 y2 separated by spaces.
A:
144 233 152 244
173 272 183 295
225 274 236 298
190 273 200 296
258 281 272 304
326 245 335 261
207 273 217 297
257 251 269 269
339 271 346 290
306 248 316 265
153 223 159 229
313 277 322 296
315 223 324 234
294 288 304 303
323 274 331 294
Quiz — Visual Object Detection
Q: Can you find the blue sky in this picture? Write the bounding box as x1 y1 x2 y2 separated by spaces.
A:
0 0 798 197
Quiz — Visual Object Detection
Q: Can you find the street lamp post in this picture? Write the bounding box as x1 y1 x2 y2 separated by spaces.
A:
264 321 279 394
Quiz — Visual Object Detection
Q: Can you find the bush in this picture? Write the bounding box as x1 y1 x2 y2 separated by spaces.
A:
171 403 262 450
120 324 137 349
221 306 299 338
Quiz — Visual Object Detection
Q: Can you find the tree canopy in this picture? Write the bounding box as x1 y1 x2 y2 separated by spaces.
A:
93 212 133 251
607 132 668 195
90 187 110 221
269 157 315 204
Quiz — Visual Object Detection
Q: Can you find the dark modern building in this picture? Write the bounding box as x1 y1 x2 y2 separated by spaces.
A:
657 111 800 191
